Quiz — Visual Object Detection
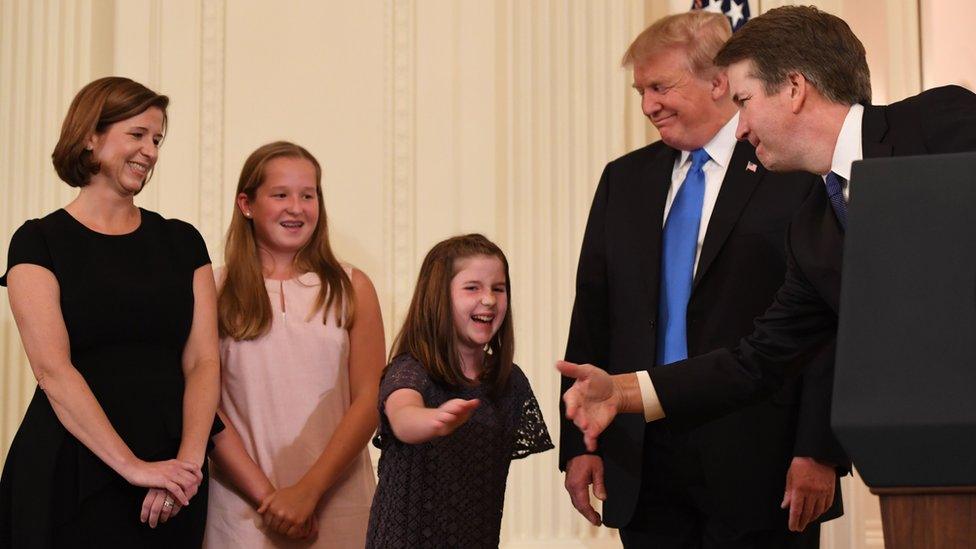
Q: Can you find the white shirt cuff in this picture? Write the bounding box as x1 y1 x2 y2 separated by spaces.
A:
634 370 665 422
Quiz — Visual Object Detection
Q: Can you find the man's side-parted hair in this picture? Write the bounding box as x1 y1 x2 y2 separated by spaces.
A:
621 10 732 79
52 77 169 187
390 234 515 397
218 141 355 340
714 5 871 105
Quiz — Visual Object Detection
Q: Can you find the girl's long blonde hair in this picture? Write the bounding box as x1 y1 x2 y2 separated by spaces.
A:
218 141 354 340
390 234 514 396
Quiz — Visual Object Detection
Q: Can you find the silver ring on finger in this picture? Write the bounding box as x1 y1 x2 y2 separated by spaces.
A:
163 498 175 509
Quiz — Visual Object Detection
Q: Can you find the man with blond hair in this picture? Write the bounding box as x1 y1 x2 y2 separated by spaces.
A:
560 10 845 547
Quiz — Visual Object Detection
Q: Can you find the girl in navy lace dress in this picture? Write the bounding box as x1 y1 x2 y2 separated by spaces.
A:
366 234 553 548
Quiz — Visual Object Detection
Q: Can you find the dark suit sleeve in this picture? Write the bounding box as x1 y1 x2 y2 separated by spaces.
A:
648 221 836 430
559 167 612 470
792 340 851 473
920 85 976 153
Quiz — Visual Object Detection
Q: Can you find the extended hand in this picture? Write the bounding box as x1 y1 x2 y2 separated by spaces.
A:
564 454 606 526
258 483 320 539
557 361 621 451
430 398 480 438
782 456 836 532
122 459 202 506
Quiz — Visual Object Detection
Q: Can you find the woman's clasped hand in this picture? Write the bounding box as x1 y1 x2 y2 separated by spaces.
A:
123 459 203 527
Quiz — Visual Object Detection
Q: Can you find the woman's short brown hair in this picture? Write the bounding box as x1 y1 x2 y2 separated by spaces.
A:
51 76 169 187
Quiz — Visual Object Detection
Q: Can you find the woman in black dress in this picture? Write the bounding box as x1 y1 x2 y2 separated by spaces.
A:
0 77 222 547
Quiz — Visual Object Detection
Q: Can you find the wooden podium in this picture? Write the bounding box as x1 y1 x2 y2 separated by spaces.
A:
832 153 976 549
872 487 976 547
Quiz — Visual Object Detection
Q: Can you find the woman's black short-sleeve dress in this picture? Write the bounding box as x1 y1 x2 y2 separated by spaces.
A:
0 208 222 548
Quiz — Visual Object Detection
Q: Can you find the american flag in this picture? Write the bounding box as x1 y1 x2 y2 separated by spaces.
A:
691 0 750 32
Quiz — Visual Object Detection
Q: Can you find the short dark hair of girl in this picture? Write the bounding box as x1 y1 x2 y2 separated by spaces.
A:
390 233 515 396
51 76 169 187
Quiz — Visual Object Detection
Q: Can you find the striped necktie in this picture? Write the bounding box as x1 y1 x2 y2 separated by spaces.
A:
825 171 848 230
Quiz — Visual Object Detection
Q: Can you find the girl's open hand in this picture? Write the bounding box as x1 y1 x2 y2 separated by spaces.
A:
430 398 480 437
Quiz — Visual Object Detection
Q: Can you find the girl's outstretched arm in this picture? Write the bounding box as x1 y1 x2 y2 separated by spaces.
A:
386 389 480 444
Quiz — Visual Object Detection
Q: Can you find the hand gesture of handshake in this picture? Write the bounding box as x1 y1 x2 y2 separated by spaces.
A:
557 360 630 451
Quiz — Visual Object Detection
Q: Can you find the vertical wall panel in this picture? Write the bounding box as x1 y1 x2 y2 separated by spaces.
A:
0 0 103 460
389 0 417 334
198 0 225 258
496 2 644 546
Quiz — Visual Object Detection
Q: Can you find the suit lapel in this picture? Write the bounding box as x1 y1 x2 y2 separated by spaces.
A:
861 104 893 159
638 145 680 313
692 141 763 289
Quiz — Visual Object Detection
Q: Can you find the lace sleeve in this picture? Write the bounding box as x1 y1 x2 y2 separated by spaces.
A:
379 355 430 406
373 355 431 448
511 393 554 460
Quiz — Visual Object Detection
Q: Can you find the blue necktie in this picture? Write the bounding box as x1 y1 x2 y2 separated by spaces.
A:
825 171 848 230
657 148 710 366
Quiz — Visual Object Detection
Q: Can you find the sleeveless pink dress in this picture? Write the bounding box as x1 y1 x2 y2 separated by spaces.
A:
204 268 375 548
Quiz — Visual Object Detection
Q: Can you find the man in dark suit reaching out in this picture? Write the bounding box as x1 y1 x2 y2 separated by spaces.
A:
560 10 846 547
559 4 976 507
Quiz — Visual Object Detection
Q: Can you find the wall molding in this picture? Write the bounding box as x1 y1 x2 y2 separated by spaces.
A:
387 0 417 332
883 0 921 101
199 0 226 256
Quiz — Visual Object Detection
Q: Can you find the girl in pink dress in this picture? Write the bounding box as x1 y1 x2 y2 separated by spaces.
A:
204 141 385 547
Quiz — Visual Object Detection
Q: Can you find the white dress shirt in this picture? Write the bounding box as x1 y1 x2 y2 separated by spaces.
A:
634 113 739 421
662 112 740 274
824 103 864 200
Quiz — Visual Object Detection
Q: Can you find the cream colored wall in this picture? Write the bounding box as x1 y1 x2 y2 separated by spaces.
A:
0 1 957 547
921 0 976 90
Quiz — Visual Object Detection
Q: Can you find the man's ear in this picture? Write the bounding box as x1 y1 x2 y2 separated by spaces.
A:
711 69 729 101
786 71 808 114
